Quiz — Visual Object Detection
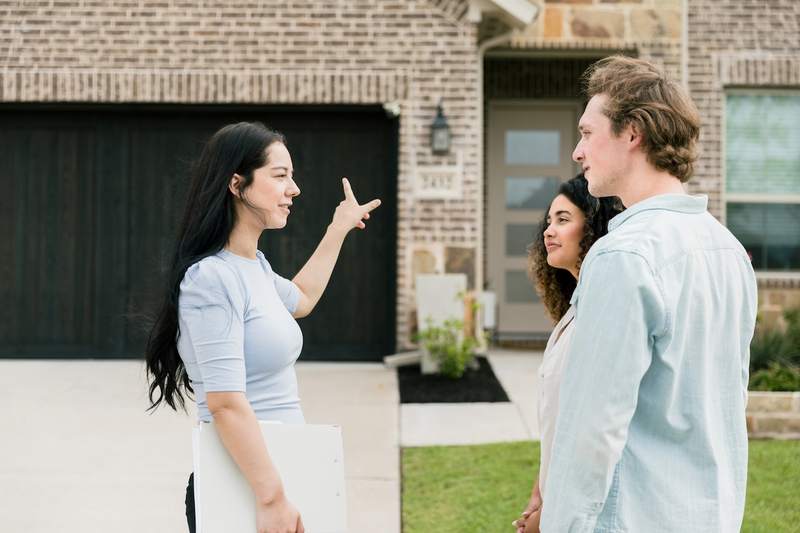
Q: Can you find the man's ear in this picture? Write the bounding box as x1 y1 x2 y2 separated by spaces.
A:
228 173 242 197
627 122 643 149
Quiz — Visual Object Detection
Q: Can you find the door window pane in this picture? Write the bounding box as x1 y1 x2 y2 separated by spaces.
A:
506 224 537 257
505 270 539 303
505 130 560 166
727 203 800 270
726 94 800 194
506 176 560 210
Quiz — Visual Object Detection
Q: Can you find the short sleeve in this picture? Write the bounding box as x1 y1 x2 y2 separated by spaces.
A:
273 272 300 314
258 254 300 314
178 258 246 392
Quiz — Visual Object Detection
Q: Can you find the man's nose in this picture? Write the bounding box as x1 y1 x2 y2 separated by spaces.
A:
572 141 583 163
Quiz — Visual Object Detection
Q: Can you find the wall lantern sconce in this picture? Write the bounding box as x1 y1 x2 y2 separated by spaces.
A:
430 99 451 156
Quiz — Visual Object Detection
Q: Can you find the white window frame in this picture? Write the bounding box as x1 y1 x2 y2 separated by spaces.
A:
723 88 800 274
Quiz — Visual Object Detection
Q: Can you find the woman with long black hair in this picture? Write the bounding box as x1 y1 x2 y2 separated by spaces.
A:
145 122 380 533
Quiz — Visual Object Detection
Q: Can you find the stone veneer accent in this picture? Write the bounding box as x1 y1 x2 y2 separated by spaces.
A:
747 392 800 439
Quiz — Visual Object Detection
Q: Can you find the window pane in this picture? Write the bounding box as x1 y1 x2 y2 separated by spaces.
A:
505 270 539 303
726 94 800 194
505 130 560 166
727 203 800 270
506 176 561 210
506 224 537 257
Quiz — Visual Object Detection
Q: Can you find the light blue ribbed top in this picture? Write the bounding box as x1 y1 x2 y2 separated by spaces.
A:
177 249 304 424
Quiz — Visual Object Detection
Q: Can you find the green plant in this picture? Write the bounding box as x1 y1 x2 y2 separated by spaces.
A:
750 307 800 373
783 308 800 365
749 362 800 392
416 318 477 379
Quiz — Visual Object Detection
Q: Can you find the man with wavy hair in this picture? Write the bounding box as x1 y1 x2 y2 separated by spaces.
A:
539 56 757 532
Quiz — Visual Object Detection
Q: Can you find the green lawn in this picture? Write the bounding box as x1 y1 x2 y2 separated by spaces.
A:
402 440 800 533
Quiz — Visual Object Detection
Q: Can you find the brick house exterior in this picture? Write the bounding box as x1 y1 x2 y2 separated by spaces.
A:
686 0 800 326
1 0 797 357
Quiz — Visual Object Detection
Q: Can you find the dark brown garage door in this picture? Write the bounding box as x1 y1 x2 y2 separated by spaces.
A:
0 104 397 361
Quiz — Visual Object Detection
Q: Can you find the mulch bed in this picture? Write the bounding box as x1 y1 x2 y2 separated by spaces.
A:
398 356 510 404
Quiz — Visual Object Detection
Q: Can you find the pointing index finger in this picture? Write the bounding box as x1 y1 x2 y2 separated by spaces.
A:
363 198 382 213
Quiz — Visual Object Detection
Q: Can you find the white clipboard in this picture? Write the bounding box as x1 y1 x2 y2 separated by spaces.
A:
192 421 347 533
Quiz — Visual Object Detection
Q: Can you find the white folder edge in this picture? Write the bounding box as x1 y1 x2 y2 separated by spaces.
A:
191 421 282 533
192 421 347 533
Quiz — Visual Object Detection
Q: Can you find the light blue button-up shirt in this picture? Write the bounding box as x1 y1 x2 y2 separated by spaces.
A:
540 194 757 533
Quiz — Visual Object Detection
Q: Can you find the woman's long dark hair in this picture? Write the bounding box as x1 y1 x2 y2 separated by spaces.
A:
145 122 285 412
528 174 623 322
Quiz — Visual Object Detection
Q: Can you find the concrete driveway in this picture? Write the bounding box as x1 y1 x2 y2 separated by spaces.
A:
0 360 399 533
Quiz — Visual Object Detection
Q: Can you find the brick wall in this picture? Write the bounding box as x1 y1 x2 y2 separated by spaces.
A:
688 0 800 309
687 0 800 219
0 0 483 349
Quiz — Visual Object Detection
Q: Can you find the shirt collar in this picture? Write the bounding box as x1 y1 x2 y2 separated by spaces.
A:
608 194 708 232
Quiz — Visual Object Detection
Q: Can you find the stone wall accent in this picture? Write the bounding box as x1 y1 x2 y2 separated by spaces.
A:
747 392 800 439
758 285 800 331
570 9 625 39
494 1 684 101
511 0 682 47
0 0 484 350
444 246 476 290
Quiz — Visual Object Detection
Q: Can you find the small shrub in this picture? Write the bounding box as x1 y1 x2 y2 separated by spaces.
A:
750 307 800 373
750 328 793 372
783 308 800 366
749 362 800 392
416 319 477 379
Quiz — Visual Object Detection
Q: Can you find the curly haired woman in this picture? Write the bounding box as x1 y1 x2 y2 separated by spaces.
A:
513 174 622 533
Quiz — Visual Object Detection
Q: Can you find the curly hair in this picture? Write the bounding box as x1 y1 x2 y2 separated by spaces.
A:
528 175 623 323
583 55 700 183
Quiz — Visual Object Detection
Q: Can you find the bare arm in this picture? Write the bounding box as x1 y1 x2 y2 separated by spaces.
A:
207 391 303 532
292 178 380 318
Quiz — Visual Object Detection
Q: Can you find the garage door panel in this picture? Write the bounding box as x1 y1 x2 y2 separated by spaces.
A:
3 122 107 353
1 106 397 360
258 114 397 359
125 123 202 353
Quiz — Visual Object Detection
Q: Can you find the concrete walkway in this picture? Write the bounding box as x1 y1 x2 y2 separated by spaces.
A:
0 360 399 533
400 350 543 447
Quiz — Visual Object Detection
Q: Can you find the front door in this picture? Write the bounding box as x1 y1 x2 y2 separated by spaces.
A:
487 101 579 339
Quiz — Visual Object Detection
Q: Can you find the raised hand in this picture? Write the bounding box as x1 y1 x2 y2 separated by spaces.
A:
330 177 381 234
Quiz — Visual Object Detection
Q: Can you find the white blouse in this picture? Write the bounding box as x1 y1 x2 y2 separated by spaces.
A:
537 304 575 496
